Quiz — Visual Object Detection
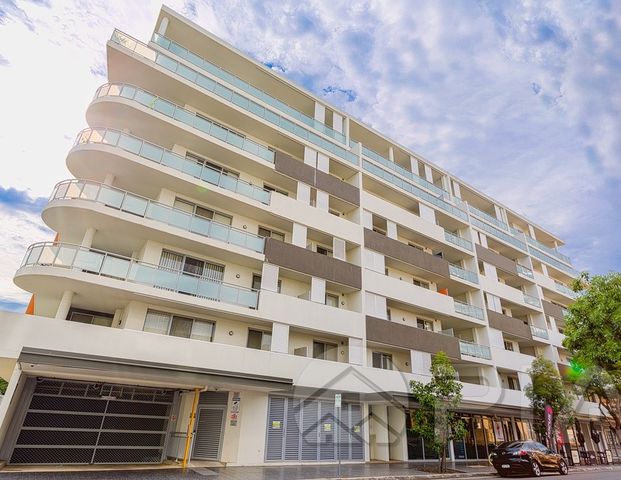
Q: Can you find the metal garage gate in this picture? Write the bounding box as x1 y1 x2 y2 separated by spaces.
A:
266 396 364 461
7 378 177 465
192 391 228 461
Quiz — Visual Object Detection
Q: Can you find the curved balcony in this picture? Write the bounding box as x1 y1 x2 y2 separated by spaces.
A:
73 128 271 205
48 179 265 253
17 242 259 309
91 83 275 163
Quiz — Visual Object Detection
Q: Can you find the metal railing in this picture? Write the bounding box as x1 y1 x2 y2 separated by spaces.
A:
526 235 571 264
453 300 485 320
449 263 479 284
19 242 259 309
149 32 347 145
444 230 473 251
459 340 492 360
50 179 266 253
523 292 541 307
74 128 271 205
110 30 358 165
554 281 578 299
530 325 549 339
516 263 534 279
93 82 275 163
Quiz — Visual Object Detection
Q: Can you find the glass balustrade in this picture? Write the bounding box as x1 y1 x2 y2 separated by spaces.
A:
516 263 534 279
527 246 578 276
459 340 492 360
554 281 578 299
362 160 468 221
523 293 541 307
467 205 508 230
74 128 271 205
453 300 485 320
448 264 479 284
470 217 527 251
530 325 549 339
526 235 571 264
444 230 473 251
20 242 259 309
110 30 358 166
93 82 275 163
50 180 265 253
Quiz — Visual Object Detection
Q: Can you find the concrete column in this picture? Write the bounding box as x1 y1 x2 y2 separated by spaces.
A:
156 188 176 206
316 190 329 211
112 308 123 328
158 16 169 35
260 264 280 292
370 404 390 461
270 322 289 353
479 232 488 248
441 175 451 192
344 117 350 147
348 338 363 365
528 224 536 239
304 146 317 167
386 220 398 239
291 223 307 247
423 164 433 183
310 277 326 304
333 238 346 260
55 290 74 320
333 112 343 134
103 173 115 186
452 180 462 198
316 152 329 173
314 102 325 123
410 350 432 375
362 210 373 229
80 227 96 248
388 407 408 461
541 264 548 276
484 262 498 282
297 182 311 204
388 146 394 162
419 203 436 224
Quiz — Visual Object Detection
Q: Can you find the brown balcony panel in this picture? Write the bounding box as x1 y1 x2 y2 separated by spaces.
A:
542 299 565 319
274 151 360 205
364 229 450 278
557 362 570 378
475 244 518 276
264 238 361 289
366 315 461 359
487 309 533 340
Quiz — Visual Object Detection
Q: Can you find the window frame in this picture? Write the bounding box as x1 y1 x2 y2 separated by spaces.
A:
247 328 272 351
312 340 338 361
143 309 215 342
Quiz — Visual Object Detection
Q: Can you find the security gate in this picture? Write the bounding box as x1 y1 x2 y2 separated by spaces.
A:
265 396 364 461
6 378 176 464
192 391 228 461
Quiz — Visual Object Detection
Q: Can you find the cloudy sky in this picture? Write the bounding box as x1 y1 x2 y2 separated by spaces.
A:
0 0 620 312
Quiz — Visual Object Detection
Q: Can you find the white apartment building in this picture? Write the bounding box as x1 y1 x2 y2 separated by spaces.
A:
0 5 615 467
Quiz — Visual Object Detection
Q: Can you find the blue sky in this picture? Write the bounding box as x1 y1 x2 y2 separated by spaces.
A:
0 0 620 312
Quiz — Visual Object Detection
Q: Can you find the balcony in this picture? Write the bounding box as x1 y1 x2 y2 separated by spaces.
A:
110 30 358 166
527 245 578 276
523 292 541 308
468 205 507 231
448 263 479 284
475 243 520 276
453 300 485 321
74 128 271 204
516 263 534 279
554 281 578 299
49 179 265 253
525 235 571 265
459 340 492 360
541 299 567 319
444 230 473 251
530 325 549 340
470 217 527 252
18 242 259 309
93 83 275 162
486 309 533 341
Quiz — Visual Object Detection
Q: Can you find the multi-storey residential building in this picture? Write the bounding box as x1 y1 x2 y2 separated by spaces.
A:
0 5 616 467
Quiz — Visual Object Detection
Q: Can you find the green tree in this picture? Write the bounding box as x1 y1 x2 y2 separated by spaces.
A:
524 356 575 446
0 377 7 396
563 272 621 441
410 351 466 473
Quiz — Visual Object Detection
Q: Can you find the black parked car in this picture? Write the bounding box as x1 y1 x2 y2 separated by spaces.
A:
490 440 569 477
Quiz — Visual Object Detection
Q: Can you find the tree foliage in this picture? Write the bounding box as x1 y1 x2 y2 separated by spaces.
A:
410 352 466 473
0 377 7 396
563 272 621 439
524 356 574 444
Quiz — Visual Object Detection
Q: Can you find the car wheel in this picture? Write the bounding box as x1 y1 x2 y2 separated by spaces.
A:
558 459 568 475
531 460 542 477
496 471 508 478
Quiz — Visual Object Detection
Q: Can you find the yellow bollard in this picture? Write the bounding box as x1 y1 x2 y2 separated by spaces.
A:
182 387 201 470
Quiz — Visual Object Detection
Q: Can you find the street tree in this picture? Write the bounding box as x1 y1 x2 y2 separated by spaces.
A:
0 377 7 395
524 356 575 446
410 351 466 473
563 272 621 441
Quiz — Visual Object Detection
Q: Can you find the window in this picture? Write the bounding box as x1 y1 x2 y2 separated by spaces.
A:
412 279 429 289
159 250 225 283
263 184 288 196
507 376 520 391
325 293 339 308
173 197 232 225
386 308 392 321
478 261 485 276
372 352 393 370
252 274 281 293
417 319 434 331
195 113 246 140
258 226 285 242
313 341 338 361
143 309 214 342
504 340 514 351
67 308 113 327
247 329 272 350
186 151 239 178
316 246 333 257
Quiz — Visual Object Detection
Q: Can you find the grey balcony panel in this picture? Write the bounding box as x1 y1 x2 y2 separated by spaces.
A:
365 315 461 359
364 229 450 278
475 243 518 276
542 299 565 319
264 238 361 289
486 309 533 340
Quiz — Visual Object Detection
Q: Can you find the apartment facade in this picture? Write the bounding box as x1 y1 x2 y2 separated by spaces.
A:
0 6 614 467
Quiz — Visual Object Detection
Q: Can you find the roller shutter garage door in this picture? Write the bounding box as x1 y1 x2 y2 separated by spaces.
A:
265 396 364 461
7 378 176 465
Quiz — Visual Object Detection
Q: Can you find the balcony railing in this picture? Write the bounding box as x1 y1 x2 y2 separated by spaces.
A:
50 180 265 253
523 292 541 307
526 235 571 265
110 30 358 166
453 300 485 320
149 32 347 145
449 263 479 284
554 281 578 299
467 205 507 230
444 230 473 251
516 263 534 279
470 217 527 251
19 242 259 309
74 128 271 205
530 325 549 339
362 160 468 221
459 340 492 360
93 82 275 163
